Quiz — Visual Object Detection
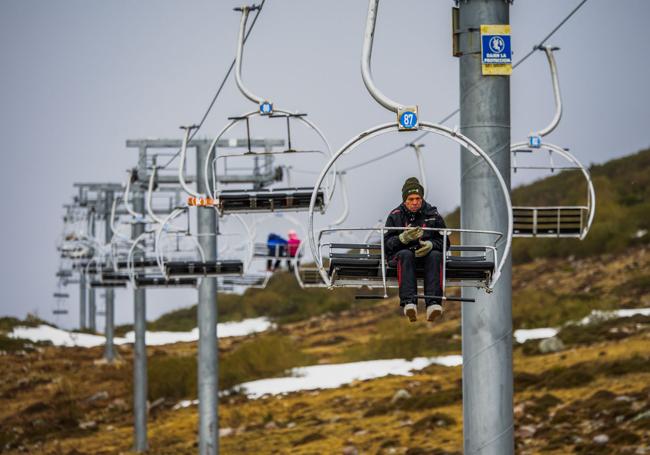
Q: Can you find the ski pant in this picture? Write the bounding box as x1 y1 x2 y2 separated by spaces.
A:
389 249 443 307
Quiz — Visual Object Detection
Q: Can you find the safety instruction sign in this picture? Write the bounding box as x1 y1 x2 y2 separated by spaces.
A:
481 24 512 76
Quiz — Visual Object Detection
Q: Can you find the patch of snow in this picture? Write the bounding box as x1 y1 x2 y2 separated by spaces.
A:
613 308 650 318
578 308 650 326
9 325 126 348
513 308 650 344
9 317 274 348
122 329 199 346
238 355 462 399
514 328 558 344
172 399 198 410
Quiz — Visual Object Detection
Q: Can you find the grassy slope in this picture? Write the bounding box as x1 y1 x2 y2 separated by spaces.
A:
2 248 650 454
2 149 650 453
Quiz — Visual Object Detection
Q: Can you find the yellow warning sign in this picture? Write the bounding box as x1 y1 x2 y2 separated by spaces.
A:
481 24 512 76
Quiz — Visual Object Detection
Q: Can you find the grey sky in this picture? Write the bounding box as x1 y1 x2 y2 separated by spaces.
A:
1 0 649 328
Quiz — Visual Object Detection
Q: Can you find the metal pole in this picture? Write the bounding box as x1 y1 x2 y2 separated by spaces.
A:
103 190 116 362
79 272 87 330
132 188 148 452
458 2 513 454
196 144 219 454
89 214 97 332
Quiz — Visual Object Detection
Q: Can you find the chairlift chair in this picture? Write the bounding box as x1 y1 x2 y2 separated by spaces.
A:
154 205 244 280
52 291 70 316
306 0 513 304
511 46 595 239
195 6 336 216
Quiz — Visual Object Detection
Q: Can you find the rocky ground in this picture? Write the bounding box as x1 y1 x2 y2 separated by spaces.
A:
1 248 649 454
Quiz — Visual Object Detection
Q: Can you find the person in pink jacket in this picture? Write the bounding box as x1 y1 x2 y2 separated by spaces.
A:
287 230 301 272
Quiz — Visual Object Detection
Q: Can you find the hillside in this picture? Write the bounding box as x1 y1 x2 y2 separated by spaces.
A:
2 246 649 454
2 149 650 454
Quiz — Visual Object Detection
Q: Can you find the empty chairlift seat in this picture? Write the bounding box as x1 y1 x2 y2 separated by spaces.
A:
513 206 586 237
164 260 244 278
134 275 198 288
327 243 494 287
101 271 130 283
217 187 324 213
90 280 127 288
221 274 267 287
115 258 160 270
254 243 287 258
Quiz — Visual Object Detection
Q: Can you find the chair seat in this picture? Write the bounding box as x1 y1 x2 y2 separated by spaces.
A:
328 256 494 282
218 188 324 213
164 260 243 278
134 276 198 288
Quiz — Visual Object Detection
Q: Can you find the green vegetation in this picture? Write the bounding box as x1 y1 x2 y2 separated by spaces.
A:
148 332 313 400
364 387 462 417
0 314 50 333
512 290 617 329
341 317 460 362
445 148 650 263
148 354 197 401
0 334 51 352
515 355 650 392
0 315 54 352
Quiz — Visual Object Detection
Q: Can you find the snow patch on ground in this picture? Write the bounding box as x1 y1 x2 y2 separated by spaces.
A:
238 355 463 399
9 317 274 348
513 307 650 344
513 328 559 344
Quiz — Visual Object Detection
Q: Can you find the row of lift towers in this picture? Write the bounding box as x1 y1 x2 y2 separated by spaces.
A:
53 1 595 454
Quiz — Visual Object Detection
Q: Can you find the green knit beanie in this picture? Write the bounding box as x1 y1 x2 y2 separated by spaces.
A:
402 177 424 201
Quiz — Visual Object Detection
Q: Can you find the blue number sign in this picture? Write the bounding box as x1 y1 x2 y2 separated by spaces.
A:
260 102 273 115
399 111 418 130
528 135 542 148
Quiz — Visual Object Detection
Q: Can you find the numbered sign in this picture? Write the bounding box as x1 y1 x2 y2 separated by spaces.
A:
528 135 542 148
398 106 419 131
259 101 273 115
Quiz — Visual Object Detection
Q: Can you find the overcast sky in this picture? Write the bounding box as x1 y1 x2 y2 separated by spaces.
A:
1 0 649 329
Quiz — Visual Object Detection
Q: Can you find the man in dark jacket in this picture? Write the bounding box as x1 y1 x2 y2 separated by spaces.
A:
384 177 448 322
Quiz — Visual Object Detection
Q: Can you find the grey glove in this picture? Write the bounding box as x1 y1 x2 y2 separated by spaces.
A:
399 226 423 244
415 240 433 257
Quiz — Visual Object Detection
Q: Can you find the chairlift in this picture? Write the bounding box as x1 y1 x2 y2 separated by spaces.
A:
194 6 336 216
306 0 513 303
52 290 70 316
511 46 595 239
155 171 244 280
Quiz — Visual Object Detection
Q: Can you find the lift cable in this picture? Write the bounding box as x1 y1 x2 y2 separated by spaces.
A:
160 0 267 170
339 0 589 173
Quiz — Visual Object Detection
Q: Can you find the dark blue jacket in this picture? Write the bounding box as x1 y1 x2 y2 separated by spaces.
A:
384 201 448 258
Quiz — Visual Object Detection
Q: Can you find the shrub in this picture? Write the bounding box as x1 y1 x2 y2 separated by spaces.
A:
147 332 312 400
148 354 197 401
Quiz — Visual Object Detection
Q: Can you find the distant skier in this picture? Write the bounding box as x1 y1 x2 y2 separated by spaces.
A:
266 233 287 272
384 177 448 322
287 229 301 272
